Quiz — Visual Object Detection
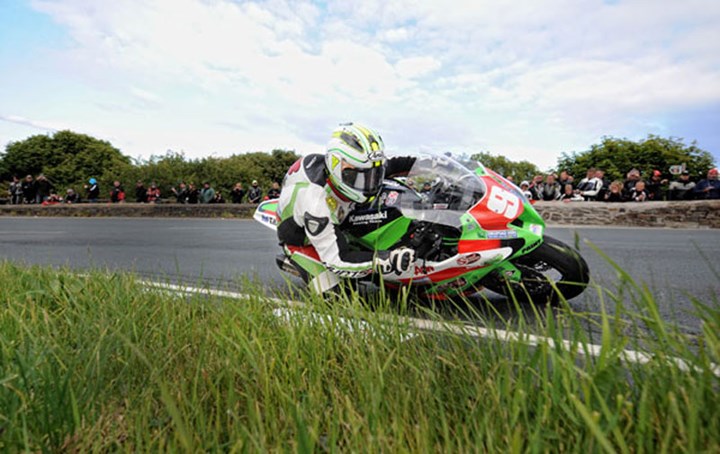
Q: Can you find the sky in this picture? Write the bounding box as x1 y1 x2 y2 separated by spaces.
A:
1 0 719 170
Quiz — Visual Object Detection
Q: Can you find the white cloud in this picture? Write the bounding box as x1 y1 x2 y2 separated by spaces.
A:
395 56 441 79
1 0 715 170
0 114 60 132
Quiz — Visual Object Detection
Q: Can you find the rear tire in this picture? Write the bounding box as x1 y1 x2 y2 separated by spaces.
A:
482 236 590 304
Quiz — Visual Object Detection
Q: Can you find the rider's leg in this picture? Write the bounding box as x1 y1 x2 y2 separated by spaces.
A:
284 245 340 294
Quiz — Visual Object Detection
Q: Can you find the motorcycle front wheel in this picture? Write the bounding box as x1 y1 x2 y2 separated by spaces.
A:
482 235 590 304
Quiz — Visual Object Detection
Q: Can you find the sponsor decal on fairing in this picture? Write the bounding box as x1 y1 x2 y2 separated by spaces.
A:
348 211 388 225
486 229 519 239
456 253 482 266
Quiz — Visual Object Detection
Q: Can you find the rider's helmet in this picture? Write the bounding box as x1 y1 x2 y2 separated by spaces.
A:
325 122 386 203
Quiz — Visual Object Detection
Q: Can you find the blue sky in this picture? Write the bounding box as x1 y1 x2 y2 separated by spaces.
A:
1 0 719 170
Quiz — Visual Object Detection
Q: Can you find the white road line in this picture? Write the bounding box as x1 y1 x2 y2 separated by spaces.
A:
139 280 720 377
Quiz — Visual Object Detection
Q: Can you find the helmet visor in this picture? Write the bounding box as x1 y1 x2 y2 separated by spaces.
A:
342 165 385 195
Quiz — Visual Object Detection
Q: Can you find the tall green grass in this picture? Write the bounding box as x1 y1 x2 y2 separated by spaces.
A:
0 261 718 452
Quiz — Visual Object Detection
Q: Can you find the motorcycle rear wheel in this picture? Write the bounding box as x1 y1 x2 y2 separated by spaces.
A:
482 235 590 304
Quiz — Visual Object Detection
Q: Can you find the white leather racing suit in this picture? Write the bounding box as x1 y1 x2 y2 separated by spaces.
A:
276 153 415 292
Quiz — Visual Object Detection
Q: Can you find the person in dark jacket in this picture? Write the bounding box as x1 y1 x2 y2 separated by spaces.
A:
85 178 100 202
22 175 37 204
247 180 262 203
186 183 199 204
623 168 641 197
35 174 55 203
667 171 695 200
692 168 720 199
64 188 80 204
645 170 667 201
603 181 625 202
171 182 187 203
212 191 225 204
267 181 281 199
537 174 561 201
9 176 23 204
135 180 148 203
230 182 245 203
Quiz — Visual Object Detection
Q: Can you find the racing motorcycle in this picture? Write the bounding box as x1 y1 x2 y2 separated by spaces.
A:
254 155 590 303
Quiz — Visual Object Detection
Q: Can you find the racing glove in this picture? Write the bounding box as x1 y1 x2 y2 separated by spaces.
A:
376 247 416 277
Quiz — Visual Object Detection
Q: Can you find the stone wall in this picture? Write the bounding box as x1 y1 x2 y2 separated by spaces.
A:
0 203 258 219
1 200 719 228
533 200 720 229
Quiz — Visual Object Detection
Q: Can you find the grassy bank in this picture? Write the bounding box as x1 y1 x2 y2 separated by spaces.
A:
0 262 718 451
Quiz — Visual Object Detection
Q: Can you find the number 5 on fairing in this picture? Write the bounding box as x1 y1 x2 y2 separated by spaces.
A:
487 186 520 219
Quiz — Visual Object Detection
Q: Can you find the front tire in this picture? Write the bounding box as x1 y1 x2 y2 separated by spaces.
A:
482 236 590 304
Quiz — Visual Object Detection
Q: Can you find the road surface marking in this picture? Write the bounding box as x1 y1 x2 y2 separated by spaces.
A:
139 279 720 377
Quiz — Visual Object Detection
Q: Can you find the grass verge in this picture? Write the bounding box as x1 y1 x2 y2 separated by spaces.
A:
0 261 718 451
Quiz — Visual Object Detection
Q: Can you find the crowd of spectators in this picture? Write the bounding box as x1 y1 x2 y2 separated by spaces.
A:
5 174 283 205
5 166 720 206
517 167 720 202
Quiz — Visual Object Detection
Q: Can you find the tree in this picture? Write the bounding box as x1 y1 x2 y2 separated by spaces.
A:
470 151 542 182
556 135 715 182
116 149 301 199
1 130 132 192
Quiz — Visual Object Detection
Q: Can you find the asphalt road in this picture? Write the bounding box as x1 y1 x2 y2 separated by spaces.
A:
1 217 718 332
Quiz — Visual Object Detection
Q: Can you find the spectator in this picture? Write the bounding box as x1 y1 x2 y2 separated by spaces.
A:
667 171 696 200
230 182 245 204
9 175 22 205
248 180 262 204
692 168 720 200
505 175 515 183
64 188 79 204
199 182 215 204
41 191 62 205
186 183 199 204
645 170 667 201
576 168 602 201
420 182 432 194
603 180 625 202
85 178 100 203
628 180 649 202
110 180 126 203
623 168 641 196
519 181 534 200
146 182 161 203
558 170 574 188
171 182 188 204
528 174 544 200
35 174 55 203
212 191 225 204
537 174 561 201
135 180 148 203
267 181 281 200
559 183 583 202
22 175 37 204
594 169 610 201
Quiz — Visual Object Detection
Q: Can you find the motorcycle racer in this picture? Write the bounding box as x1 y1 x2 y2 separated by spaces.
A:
276 122 416 293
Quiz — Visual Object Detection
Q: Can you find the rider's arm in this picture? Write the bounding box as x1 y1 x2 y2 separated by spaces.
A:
299 189 378 278
308 217 378 278
385 156 417 178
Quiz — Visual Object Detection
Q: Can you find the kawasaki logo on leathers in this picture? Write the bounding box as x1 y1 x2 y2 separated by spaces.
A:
348 211 387 225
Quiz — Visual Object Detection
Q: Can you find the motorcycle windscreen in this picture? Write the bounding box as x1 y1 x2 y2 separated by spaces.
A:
398 155 486 228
